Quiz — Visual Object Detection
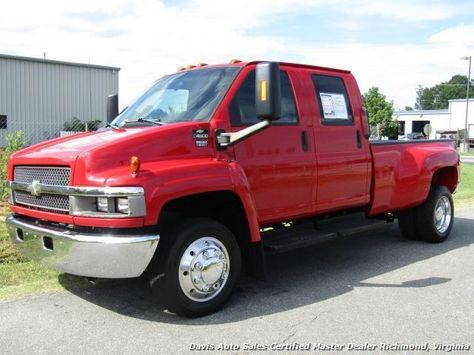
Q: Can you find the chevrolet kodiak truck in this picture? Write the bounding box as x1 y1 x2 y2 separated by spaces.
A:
6 61 459 317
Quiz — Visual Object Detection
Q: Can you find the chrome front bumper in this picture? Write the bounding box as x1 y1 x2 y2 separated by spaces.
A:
6 215 160 278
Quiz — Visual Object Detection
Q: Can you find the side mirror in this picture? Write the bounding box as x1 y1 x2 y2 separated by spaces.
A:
106 94 119 123
255 62 281 120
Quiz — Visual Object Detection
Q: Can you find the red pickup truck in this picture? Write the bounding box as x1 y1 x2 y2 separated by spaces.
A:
6 61 459 317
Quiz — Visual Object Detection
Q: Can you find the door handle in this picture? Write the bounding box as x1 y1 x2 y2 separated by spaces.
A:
301 130 308 152
356 130 362 149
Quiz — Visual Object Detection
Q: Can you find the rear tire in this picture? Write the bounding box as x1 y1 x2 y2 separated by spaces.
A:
148 218 241 317
415 185 454 243
398 208 420 240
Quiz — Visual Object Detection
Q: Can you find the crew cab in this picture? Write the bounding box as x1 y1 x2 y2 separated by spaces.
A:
6 60 459 317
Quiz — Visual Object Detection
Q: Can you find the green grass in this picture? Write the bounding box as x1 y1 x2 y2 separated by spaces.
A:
0 262 89 300
454 163 474 207
460 151 474 156
0 202 89 300
0 164 473 301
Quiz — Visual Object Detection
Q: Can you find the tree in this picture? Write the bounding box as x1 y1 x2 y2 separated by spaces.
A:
362 87 398 138
415 75 474 110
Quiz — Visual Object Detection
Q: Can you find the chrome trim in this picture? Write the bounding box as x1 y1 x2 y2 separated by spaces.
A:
14 166 70 170
69 195 146 218
434 195 452 234
6 215 160 278
217 120 270 147
178 236 230 302
7 181 144 197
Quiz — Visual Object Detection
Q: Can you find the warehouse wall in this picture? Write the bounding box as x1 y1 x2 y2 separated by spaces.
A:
0 55 119 146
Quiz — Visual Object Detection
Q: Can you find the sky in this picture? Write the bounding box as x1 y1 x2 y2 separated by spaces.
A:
1 0 473 110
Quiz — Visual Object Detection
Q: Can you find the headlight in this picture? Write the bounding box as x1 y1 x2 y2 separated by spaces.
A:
69 187 145 218
97 197 109 212
116 197 130 214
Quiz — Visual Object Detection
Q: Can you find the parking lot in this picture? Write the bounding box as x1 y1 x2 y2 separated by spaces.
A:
1 208 473 354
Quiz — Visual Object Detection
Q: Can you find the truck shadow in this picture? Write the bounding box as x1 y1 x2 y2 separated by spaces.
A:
59 215 473 325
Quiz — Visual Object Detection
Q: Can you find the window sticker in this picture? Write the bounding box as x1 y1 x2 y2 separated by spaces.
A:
319 92 348 119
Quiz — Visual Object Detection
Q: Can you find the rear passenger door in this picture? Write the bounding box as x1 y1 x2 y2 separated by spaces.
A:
229 67 315 223
310 73 371 212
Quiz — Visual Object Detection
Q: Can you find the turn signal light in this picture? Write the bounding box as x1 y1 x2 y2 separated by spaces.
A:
130 156 140 175
260 80 267 101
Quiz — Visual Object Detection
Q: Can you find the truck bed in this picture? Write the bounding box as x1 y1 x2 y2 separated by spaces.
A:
369 139 458 216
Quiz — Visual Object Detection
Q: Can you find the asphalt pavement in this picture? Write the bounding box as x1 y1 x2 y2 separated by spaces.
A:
1 209 473 355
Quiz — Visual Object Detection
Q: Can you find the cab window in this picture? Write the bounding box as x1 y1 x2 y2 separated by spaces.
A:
230 70 298 126
312 74 353 125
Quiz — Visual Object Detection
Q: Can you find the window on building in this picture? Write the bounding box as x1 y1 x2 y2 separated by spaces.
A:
412 120 430 134
229 70 298 126
0 115 7 129
312 74 353 125
398 121 405 135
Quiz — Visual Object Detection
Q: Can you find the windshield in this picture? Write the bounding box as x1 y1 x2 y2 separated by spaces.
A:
113 67 240 126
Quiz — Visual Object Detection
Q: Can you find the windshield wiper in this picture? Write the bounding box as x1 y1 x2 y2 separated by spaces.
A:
123 118 167 126
105 122 120 129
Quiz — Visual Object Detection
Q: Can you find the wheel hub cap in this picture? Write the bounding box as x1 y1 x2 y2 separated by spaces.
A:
433 196 452 234
178 237 229 302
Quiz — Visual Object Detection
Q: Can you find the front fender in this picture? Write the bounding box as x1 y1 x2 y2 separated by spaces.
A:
144 158 261 242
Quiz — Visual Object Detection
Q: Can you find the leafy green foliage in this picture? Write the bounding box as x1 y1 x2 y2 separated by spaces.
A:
415 75 473 110
363 87 397 138
0 132 26 263
0 131 25 200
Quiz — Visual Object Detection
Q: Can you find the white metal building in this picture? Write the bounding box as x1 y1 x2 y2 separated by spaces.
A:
393 99 474 141
0 54 120 146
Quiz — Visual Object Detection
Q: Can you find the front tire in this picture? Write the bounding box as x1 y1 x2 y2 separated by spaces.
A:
415 185 454 243
148 218 241 317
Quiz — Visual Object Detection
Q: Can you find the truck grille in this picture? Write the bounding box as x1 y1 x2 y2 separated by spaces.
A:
13 166 71 214
14 166 70 186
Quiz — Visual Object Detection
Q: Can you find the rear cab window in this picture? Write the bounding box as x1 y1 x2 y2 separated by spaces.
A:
229 70 298 126
312 74 353 125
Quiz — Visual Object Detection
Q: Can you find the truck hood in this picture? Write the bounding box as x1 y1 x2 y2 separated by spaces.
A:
10 121 213 184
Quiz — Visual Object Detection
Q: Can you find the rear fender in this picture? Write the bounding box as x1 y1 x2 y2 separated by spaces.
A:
369 143 459 216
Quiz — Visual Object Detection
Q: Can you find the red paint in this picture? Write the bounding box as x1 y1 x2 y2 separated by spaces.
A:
7 61 459 242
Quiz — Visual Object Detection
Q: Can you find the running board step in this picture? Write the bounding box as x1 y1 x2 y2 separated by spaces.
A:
262 213 387 253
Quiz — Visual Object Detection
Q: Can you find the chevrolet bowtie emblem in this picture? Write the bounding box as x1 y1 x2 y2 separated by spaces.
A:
30 180 42 196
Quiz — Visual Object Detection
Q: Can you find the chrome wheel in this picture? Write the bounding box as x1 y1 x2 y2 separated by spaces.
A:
433 195 452 234
178 237 230 302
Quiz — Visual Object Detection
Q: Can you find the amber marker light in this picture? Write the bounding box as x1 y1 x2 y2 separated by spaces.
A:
260 80 267 101
130 156 140 175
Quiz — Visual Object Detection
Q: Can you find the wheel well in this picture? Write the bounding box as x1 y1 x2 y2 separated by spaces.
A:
158 191 264 278
431 166 458 192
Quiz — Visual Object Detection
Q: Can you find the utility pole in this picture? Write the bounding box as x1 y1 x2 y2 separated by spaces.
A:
461 56 472 152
